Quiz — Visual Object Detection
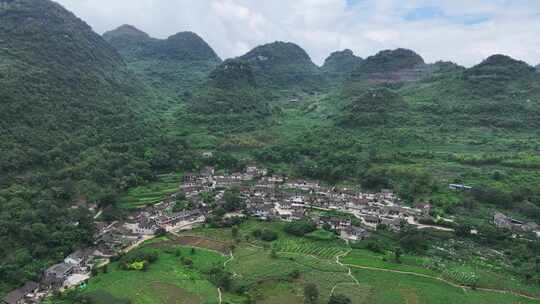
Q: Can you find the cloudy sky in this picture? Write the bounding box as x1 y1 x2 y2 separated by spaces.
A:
56 0 540 67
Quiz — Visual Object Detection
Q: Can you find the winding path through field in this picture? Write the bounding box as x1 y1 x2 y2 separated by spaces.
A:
224 251 241 278
335 251 540 301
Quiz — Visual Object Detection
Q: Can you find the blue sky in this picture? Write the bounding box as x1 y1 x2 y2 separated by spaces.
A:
403 6 491 25
56 0 540 67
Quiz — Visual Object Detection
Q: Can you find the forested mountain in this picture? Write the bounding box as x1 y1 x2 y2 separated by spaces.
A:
238 41 326 92
185 59 273 132
536 64 540 71
338 48 540 129
0 0 151 180
400 54 540 129
103 25 221 98
322 49 364 85
345 48 427 91
0 0 185 293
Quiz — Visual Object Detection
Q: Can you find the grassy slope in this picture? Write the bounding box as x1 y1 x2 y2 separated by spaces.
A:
80 247 224 304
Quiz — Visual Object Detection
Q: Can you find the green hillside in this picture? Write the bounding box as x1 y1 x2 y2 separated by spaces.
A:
401 54 540 129
321 49 363 85
0 0 153 180
184 59 274 133
0 0 184 293
345 48 427 91
238 41 326 92
103 25 221 98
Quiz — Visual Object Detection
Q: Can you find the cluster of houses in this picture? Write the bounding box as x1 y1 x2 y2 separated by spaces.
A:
3 247 109 304
177 165 439 242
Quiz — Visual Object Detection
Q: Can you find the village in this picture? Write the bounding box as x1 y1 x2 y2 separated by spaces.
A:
5 164 539 304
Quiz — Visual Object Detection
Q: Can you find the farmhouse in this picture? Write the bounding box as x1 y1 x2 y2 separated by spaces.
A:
3 281 39 304
414 203 432 216
363 215 381 226
493 212 523 230
318 216 351 231
381 217 402 230
263 175 286 183
43 263 74 289
449 184 473 191
64 249 93 267
128 218 158 235
246 165 268 177
285 180 320 191
248 204 275 220
340 226 370 242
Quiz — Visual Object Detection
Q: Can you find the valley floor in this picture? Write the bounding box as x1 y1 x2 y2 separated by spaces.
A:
49 220 540 304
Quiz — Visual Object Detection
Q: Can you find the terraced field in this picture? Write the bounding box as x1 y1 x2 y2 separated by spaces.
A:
118 173 182 209
274 239 347 259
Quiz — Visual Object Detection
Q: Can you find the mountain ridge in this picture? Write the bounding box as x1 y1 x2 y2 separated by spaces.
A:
322 49 364 85
103 25 221 97
237 41 326 92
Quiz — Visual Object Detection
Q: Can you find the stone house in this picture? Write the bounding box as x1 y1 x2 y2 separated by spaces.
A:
340 226 370 242
3 281 40 304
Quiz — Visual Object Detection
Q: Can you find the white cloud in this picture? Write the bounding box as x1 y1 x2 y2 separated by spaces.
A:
56 0 540 67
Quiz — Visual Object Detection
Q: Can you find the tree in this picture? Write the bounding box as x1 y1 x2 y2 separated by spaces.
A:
304 283 319 304
181 257 193 267
289 269 301 280
270 248 278 259
232 226 239 239
284 220 316 236
394 247 402 263
224 188 243 212
455 223 472 237
328 294 351 304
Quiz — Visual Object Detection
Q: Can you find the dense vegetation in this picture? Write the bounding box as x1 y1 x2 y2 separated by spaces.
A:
0 0 192 293
321 49 363 85
356 48 425 74
238 41 326 92
103 25 221 99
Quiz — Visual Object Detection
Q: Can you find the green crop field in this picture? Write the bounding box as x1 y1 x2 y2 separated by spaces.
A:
352 268 539 304
118 173 182 210
274 239 346 259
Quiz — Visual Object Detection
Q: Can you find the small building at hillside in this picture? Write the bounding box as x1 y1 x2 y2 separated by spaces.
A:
449 184 473 191
3 281 39 304
340 226 370 242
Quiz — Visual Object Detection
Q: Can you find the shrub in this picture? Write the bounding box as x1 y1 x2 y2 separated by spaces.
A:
284 220 316 236
366 241 385 254
328 294 352 304
119 250 159 271
252 229 278 241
